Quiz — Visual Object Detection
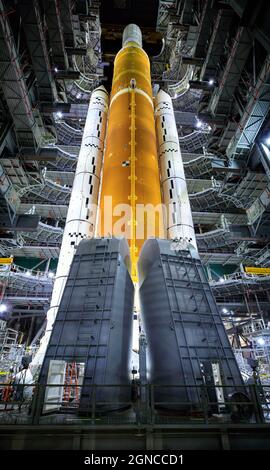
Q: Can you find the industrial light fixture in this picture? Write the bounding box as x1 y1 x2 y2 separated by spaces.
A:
265 136 270 146
76 93 81 99
0 304 7 313
48 271 55 278
257 337 265 346
208 78 215 86
196 119 203 128
54 67 58 72
56 111 63 119
219 277 225 283
26 270 31 276
222 307 228 313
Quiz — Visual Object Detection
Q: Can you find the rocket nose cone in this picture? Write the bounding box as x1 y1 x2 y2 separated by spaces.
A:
91 85 109 104
155 89 172 107
94 85 108 94
122 24 142 48
156 89 171 101
90 85 109 105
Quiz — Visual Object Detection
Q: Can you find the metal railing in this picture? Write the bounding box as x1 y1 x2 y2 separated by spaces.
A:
211 271 270 284
0 382 269 426
0 263 54 281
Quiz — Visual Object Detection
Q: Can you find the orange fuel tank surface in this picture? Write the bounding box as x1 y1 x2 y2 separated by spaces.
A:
98 39 164 280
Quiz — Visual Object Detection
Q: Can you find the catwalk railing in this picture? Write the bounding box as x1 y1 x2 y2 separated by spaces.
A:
0 383 269 426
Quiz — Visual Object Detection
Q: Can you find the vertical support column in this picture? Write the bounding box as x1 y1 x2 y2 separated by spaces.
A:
32 86 108 370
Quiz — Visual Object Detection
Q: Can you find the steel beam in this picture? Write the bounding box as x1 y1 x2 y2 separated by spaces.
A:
0 0 44 147
209 26 252 116
226 55 270 159
0 214 40 231
54 70 80 80
19 0 57 103
59 0 75 47
11 311 46 319
21 147 58 162
200 7 235 81
40 103 71 114
44 0 68 69
194 0 217 58
66 47 87 56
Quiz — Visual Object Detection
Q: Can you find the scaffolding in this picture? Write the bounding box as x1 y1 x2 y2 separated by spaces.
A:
0 321 19 364
22 178 71 206
184 152 225 178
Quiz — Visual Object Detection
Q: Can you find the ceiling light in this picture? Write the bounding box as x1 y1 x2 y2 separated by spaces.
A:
208 78 214 86
257 337 265 346
219 278 225 283
0 304 7 313
222 307 228 314
196 119 202 128
54 67 58 72
56 111 63 119
265 136 270 146
26 270 31 276
48 271 55 278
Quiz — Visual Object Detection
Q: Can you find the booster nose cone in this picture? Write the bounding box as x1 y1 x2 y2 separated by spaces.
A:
94 85 108 94
91 85 109 100
122 24 142 48
155 89 171 106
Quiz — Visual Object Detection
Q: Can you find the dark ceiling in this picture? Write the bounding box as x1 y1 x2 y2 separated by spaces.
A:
100 0 159 27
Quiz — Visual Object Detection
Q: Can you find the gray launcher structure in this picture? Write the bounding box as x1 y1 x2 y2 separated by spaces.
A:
138 239 244 411
38 237 134 415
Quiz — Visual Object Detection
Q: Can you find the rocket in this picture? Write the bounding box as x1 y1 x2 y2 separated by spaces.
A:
35 24 244 414
33 24 195 370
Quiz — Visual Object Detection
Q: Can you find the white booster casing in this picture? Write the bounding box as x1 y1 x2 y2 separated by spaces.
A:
32 86 109 369
155 89 197 251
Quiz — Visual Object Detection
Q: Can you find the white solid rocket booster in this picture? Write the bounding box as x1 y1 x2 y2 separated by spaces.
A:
32 86 109 369
155 89 197 251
